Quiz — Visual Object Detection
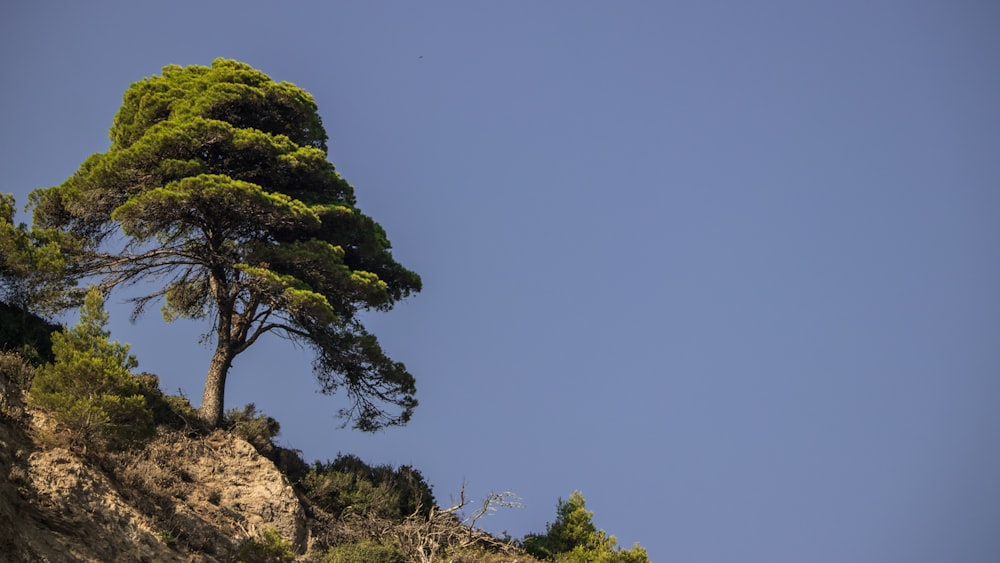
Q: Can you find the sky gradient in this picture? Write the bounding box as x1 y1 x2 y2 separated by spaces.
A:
2 2 999 561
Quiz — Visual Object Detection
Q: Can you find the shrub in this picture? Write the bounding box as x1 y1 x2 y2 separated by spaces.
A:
236 527 295 562
222 403 309 481
224 403 281 455
135 374 205 430
322 539 405 563
300 454 435 521
0 301 61 365
28 287 154 450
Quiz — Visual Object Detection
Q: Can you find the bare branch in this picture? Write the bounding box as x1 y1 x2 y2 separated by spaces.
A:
387 482 523 562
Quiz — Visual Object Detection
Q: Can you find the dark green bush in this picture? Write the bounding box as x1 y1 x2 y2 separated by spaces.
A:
0 301 60 365
135 374 205 431
300 454 435 521
224 403 281 455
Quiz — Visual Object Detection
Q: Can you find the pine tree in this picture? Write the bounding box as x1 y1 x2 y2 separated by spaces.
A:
523 491 650 563
29 287 153 449
32 59 420 428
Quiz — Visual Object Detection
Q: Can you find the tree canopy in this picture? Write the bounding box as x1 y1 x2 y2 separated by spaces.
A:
31 59 422 429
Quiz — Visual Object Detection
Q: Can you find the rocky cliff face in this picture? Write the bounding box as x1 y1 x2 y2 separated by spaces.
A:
0 379 536 563
1 413 313 562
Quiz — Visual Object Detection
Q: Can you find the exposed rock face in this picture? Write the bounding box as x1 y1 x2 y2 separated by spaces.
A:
133 430 309 555
23 448 185 562
1 418 310 562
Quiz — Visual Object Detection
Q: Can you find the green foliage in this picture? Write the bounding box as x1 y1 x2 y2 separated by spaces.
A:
156 529 178 548
236 527 295 562
1 193 71 364
223 403 281 453
0 193 76 318
300 453 435 521
134 374 205 430
28 287 154 449
321 539 405 563
32 58 421 429
523 492 649 563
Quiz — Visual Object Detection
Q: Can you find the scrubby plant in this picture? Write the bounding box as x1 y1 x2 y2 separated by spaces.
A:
135 374 205 431
300 453 435 521
28 287 154 450
236 527 295 562
156 529 178 548
223 403 281 454
322 539 405 563
222 403 310 481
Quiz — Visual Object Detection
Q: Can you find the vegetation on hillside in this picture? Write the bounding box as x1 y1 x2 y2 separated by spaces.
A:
0 58 650 562
2 309 649 561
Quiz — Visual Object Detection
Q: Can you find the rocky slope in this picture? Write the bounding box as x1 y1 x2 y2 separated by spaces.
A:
1 410 311 562
0 409 530 563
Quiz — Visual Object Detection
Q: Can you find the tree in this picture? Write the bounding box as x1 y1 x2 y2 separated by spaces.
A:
31 59 421 428
29 287 154 448
0 194 73 362
523 492 650 563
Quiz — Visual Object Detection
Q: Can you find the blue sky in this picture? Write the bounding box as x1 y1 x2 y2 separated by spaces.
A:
2 2 999 561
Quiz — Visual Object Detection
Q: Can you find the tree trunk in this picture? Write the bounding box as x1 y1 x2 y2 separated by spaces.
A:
200 268 236 427
199 342 233 427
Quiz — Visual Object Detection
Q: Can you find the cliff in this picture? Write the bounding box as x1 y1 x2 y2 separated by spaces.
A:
0 403 532 562
3 411 309 562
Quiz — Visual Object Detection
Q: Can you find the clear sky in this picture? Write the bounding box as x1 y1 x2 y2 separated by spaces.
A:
2 2 999 561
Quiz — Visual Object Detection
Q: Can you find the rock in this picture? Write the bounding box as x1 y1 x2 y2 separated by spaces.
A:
2 419 309 562
22 448 185 562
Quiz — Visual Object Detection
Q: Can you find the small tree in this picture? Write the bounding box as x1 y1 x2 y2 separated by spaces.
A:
29 287 154 449
32 59 421 429
523 491 649 563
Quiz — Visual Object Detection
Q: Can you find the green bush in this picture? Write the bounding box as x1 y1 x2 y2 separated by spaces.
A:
224 403 281 454
300 454 435 521
322 539 405 563
523 492 649 563
28 287 154 449
135 373 205 430
237 527 295 562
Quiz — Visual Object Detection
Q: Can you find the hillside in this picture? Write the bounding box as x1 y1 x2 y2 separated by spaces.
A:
0 364 536 563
